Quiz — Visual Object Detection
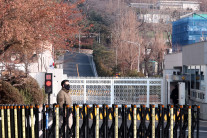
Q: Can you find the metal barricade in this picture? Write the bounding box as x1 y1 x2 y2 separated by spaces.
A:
0 104 200 138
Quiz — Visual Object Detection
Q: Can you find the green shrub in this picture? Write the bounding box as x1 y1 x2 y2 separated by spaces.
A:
0 80 24 104
125 70 145 77
17 76 45 105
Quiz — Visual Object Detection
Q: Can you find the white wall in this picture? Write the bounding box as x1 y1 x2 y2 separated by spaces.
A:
47 68 67 104
182 42 206 66
29 68 67 105
164 52 183 69
138 14 171 23
183 3 200 11
29 72 46 88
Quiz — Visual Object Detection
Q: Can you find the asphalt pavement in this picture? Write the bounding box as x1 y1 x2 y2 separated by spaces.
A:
63 52 95 77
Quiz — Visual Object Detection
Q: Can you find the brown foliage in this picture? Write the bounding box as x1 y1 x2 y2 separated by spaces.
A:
0 0 84 56
0 80 24 104
15 76 45 105
199 0 207 12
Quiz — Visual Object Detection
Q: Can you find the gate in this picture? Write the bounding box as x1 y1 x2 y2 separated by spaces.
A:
68 78 163 106
0 104 200 138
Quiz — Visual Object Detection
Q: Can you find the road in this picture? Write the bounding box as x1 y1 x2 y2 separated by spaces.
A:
199 120 207 138
63 52 95 77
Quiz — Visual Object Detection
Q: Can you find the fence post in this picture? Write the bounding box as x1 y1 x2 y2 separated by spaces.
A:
26 106 30 138
173 105 178 138
18 106 22 138
100 104 105 138
43 104 46 138
84 80 86 104
197 106 200 138
81 104 86 138
188 106 191 138
72 104 76 138
111 80 114 105
86 105 90 138
161 105 164 138
10 106 14 138
14 106 18 138
22 106 26 138
105 105 109 138
122 105 127 138
152 105 155 138
156 104 161 138
142 105 146 138
147 80 150 107
179 105 183 138
7 106 11 138
133 105 137 138
1 106 5 138
96 105 99 138
4 106 7 138
115 105 118 138
170 105 173 138
76 105 79 138
30 105 35 138
55 105 59 138
46 105 49 138
35 105 39 138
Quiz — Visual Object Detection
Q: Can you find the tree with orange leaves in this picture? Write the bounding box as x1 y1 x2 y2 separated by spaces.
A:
0 0 85 56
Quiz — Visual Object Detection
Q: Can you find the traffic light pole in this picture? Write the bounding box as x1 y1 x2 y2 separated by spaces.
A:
48 94 50 106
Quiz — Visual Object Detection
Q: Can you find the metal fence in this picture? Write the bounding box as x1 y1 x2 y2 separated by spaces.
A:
68 78 163 106
0 104 200 138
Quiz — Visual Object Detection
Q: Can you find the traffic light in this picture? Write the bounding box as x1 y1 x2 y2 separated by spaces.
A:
45 73 53 94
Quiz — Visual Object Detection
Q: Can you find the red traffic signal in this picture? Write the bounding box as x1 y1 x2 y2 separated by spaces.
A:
45 73 53 94
46 81 52 87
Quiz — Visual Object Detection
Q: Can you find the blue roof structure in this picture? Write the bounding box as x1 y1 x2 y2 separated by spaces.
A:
172 13 207 52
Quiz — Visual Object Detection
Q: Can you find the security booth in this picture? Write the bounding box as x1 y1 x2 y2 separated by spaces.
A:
164 41 207 119
164 69 189 106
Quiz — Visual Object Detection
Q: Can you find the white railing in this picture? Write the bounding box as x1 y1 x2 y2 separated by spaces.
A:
88 55 98 77
67 77 163 107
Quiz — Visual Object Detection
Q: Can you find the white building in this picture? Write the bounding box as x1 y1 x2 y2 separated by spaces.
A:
157 1 200 11
164 41 207 119
138 12 171 23
0 41 54 76
129 3 154 9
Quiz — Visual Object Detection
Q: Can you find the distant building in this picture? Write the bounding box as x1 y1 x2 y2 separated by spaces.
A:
0 41 54 76
163 41 207 119
157 1 200 11
129 3 154 9
131 1 201 24
172 13 207 52
130 1 200 11
138 11 171 23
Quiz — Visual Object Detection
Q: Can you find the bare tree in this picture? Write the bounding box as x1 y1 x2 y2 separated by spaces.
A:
112 6 143 73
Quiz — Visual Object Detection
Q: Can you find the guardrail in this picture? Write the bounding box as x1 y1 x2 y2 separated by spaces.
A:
0 104 200 138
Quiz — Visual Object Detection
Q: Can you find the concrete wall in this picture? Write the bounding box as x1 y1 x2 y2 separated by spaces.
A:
29 72 46 88
183 3 200 11
164 52 183 69
182 42 207 66
30 68 67 105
